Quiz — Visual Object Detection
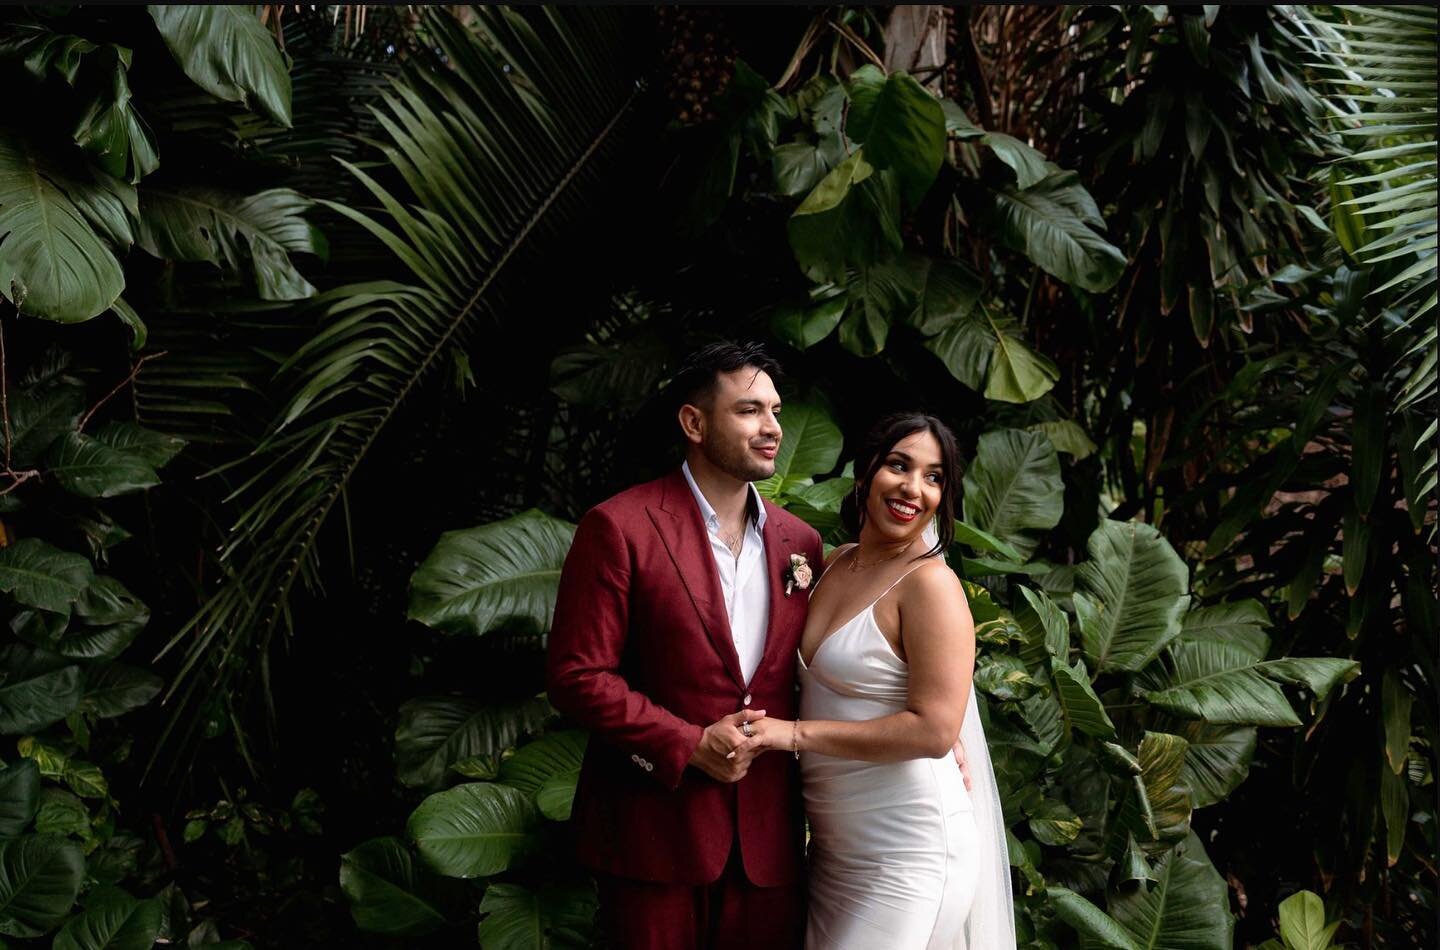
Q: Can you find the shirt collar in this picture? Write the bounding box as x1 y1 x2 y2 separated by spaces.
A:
681 460 767 533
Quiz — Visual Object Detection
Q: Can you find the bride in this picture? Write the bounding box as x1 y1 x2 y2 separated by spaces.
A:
737 412 1015 950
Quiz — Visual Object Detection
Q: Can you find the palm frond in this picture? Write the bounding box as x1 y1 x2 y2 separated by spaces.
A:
1291 4 1437 496
146 6 637 780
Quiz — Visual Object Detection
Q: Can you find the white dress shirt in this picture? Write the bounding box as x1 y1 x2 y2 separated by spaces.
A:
682 461 771 685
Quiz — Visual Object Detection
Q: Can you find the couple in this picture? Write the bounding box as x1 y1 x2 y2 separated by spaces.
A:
546 342 1013 949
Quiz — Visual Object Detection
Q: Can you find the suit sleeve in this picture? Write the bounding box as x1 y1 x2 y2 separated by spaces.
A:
546 505 704 790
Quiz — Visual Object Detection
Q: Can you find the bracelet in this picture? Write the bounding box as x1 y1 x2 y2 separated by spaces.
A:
791 720 800 760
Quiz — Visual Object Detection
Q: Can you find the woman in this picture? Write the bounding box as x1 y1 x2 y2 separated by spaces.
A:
737 412 1014 950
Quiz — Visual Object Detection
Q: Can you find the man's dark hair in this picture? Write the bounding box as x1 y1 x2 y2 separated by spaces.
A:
840 411 963 560
669 341 783 412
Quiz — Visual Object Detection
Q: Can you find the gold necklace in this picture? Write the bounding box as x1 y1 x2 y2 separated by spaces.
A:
846 540 914 572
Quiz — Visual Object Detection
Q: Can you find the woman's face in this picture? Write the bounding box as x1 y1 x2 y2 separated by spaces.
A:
863 429 945 544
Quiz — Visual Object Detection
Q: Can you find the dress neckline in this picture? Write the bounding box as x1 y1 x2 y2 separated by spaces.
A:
798 555 933 669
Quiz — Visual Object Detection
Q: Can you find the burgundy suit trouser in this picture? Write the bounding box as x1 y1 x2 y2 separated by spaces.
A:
595 841 805 950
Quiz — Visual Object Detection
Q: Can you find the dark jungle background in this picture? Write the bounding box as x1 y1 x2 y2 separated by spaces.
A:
0 5 1433 948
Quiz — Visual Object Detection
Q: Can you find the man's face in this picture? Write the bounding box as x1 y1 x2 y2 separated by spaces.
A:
688 367 783 482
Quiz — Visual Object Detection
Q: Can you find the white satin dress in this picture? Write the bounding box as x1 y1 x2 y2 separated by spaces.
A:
798 561 980 950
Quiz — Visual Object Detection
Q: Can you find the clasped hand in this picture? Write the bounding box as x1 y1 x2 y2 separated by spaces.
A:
688 709 770 783
706 714 975 791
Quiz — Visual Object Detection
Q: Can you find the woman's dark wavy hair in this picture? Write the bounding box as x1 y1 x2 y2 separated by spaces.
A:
840 412 962 560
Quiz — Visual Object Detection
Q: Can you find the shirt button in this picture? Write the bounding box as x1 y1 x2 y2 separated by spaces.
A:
742 693 752 706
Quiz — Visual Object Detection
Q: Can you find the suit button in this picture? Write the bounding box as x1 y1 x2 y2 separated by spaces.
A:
742 693 752 706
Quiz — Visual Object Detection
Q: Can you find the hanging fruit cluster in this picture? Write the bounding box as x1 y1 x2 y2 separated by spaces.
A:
655 6 739 125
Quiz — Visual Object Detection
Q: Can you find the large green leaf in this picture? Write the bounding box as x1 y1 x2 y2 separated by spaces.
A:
0 132 132 323
133 187 321 300
844 67 946 209
903 256 982 335
476 881 598 950
1015 587 1069 667
0 760 40 837
0 834 85 938
923 304 1058 403
0 383 84 469
70 45 160 184
1048 887 1141 950
1075 520 1190 674
18 576 150 662
1117 732 1192 847
407 510 576 637
794 148 874 216
90 422 185 471
1161 716 1257 809
52 886 161 950
1175 600 1270 659
770 293 847 350
498 731 587 821
46 432 160 499
1107 833 1232 950
1138 641 1359 726
991 170 1127 292
80 664 162 719
147 5 292 125
339 837 449 937
838 259 918 356
787 170 904 284
0 539 93 614
407 783 536 879
0 645 82 734
1052 658 1118 739
962 428 1063 560
395 696 555 789
1277 889 1340 950
755 401 843 498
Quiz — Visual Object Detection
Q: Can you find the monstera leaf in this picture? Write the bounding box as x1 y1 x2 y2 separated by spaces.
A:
408 510 576 636
498 731 588 821
407 783 536 879
0 132 133 323
147 6 292 126
0 834 85 938
1075 520 1190 674
395 696 555 789
339 837 450 937
962 428 1063 560
1138 641 1359 727
477 882 598 950
756 401 842 498
52 886 161 950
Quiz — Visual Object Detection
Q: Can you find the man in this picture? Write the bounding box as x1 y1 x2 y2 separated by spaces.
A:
547 341 820 949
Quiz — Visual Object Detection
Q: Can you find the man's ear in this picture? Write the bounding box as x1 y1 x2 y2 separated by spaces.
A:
678 404 705 445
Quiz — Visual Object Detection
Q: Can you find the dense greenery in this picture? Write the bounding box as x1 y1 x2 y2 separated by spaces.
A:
0 5 1433 947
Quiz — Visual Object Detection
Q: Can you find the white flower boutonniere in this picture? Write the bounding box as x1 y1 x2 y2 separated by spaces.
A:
784 553 813 596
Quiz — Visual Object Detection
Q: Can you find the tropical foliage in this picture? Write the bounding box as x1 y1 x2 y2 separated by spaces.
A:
0 4 1433 947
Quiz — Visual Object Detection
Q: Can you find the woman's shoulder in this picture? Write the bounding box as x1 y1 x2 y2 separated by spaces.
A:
898 555 967 603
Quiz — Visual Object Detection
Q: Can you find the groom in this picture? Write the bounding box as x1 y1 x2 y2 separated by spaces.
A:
547 341 821 949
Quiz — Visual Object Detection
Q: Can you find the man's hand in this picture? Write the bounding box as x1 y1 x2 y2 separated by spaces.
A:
952 737 973 791
688 710 767 783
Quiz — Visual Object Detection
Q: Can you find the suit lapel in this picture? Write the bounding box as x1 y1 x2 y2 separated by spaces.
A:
754 507 796 677
649 470 745 690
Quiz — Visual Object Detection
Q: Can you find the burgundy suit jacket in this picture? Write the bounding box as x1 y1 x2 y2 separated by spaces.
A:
546 467 824 886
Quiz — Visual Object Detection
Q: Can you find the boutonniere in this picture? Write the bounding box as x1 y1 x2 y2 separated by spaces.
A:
784 553 813 596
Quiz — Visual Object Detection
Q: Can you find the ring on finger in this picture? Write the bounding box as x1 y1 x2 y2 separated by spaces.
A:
741 721 754 737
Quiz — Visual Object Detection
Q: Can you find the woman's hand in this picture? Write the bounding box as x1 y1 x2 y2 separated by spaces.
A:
728 715 795 758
